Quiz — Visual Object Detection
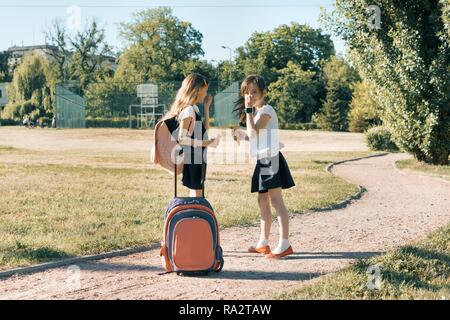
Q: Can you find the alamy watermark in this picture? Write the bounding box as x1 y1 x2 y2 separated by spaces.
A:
366 265 382 290
66 265 81 291
167 127 280 176
367 5 382 30
66 5 81 32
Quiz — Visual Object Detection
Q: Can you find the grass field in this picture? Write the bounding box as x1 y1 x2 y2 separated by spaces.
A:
278 223 450 300
396 159 450 182
0 127 378 270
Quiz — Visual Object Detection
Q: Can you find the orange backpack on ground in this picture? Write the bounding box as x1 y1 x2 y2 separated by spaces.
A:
160 195 224 275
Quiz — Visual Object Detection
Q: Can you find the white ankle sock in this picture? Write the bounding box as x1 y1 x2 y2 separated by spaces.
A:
272 239 290 254
256 238 268 248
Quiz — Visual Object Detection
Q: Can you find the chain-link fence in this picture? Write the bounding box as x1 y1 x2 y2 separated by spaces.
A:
57 80 241 129
55 84 86 128
213 81 240 127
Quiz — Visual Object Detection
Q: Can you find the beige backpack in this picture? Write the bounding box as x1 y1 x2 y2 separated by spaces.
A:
151 117 186 175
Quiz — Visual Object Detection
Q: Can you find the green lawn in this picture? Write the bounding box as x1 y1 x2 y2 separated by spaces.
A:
277 224 450 300
396 159 450 182
0 143 379 270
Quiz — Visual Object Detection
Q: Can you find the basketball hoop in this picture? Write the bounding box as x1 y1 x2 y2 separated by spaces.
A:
129 84 165 129
137 84 158 98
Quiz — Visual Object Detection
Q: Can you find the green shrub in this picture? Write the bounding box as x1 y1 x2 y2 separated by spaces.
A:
348 81 381 133
280 122 317 130
0 118 19 126
1 102 22 121
37 117 51 127
297 122 317 130
86 117 130 128
366 126 399 152
1 101 50 122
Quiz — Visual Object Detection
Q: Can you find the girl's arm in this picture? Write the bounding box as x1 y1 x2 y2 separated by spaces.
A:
247 113 271 137
203 95 213 131
204 104 210 132
246 112 271 139
178 117 215 147
244 94 271 139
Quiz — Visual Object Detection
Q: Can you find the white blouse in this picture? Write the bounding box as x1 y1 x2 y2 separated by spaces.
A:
250 104 285 159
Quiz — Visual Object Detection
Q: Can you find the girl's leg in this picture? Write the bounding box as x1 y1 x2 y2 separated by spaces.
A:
268 187 292 254
258 192 272 243
248 192 271 253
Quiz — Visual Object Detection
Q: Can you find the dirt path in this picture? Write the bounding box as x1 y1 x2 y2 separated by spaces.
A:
1 153 449 300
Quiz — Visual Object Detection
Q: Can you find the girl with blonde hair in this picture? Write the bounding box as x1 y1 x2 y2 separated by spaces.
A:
163 73 220 197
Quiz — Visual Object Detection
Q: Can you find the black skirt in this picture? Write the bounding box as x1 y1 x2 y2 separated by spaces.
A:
181 109 207 190
251 152 295 193
182 146 207 190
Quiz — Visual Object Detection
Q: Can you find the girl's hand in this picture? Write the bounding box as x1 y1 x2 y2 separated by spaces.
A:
208 135 221 148
232 128 247 145
245 93 264 108
204 95 213 110
244 94 253 108
232 129 239 145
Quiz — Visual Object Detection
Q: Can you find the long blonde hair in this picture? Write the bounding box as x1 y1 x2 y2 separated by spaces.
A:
163 73 209 120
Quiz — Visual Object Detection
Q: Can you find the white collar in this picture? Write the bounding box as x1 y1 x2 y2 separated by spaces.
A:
193 105 200 114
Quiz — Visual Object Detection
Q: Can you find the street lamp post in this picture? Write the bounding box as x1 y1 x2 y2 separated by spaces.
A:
211 59 220 92
221 45 232 63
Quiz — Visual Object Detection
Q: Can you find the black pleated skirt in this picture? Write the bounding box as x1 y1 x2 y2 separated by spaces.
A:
251 152 295 193
182 146 207 190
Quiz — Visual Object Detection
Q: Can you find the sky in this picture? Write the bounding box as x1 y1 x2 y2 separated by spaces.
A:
0 0 346 62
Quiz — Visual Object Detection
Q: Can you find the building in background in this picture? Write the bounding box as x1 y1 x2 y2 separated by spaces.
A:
7 45 58 72
7 45 117 73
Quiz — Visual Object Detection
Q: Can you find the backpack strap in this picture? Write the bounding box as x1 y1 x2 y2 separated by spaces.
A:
160 116 204 198
151 121 165 164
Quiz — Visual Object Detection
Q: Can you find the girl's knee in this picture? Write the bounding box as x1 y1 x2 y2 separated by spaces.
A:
258 193 270 205
269 193 285 209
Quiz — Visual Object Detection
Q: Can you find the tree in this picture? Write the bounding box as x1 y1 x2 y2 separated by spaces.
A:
315 56 359 131
323 0 450 164
102 7 209 115
84 75 136 118
182 59 216 86
348 80 382 132
69 21 113 93
45 20 112 93
45 20 70 83
118 7 204 83
268 62 318 126
235 23 335 84
1 53 56 121
0 51 12 82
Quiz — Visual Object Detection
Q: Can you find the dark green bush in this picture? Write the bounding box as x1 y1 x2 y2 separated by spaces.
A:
0 118 19 126
366 126 399 152
86 117 131 128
